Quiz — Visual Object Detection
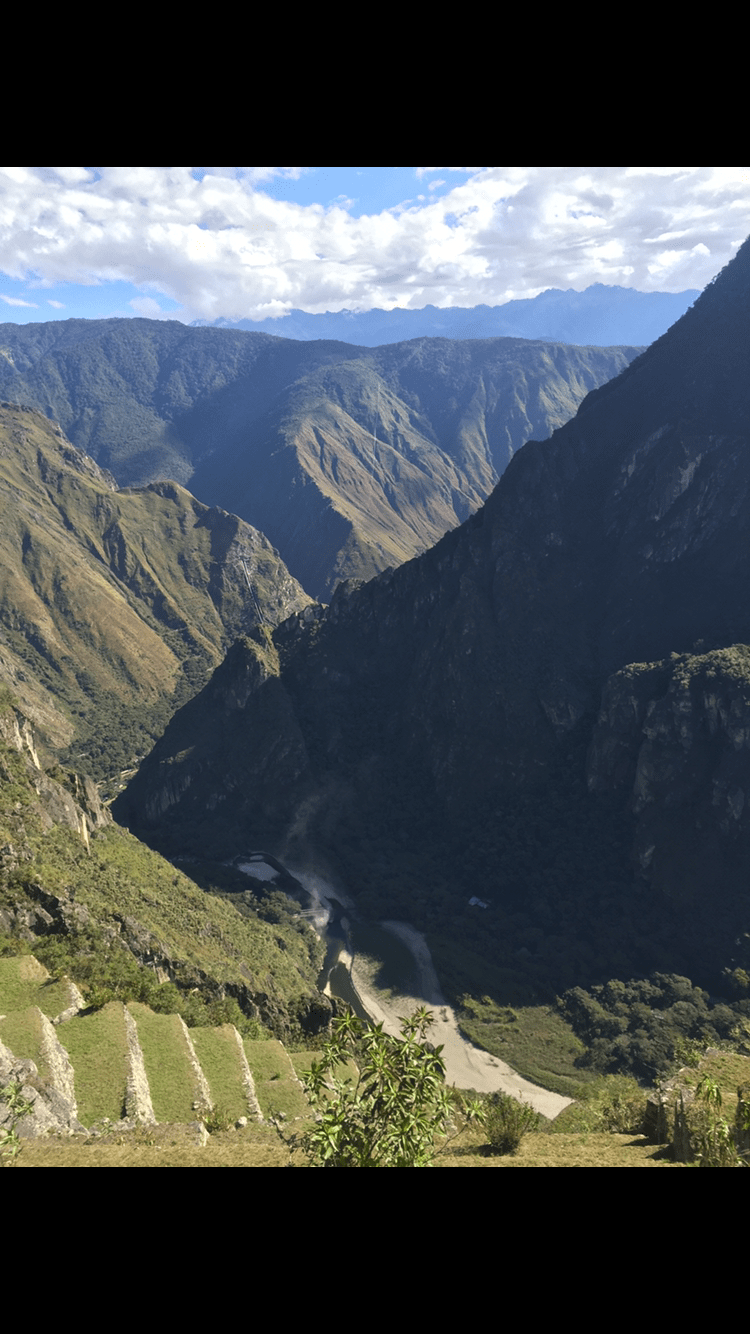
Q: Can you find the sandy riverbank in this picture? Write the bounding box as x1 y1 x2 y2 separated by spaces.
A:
346 921 572 1119
253 859 571 1120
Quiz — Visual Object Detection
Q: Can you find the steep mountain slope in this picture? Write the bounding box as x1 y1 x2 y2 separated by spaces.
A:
120 239 750 998
0 694 327 1037
0 404 310 773
0 320 640 598
189 337 638 598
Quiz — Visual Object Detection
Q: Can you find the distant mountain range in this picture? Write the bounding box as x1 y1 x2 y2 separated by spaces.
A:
0 321 640 599
121 242 750 1004
195 284 699 349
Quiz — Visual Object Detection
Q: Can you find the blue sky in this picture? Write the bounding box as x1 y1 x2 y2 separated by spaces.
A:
1 167 748 325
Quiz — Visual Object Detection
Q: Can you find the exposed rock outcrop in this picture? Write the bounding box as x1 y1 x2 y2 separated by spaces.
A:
0 1039 87 1138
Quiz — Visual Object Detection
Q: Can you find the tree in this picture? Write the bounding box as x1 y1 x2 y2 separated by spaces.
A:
292 1006 482 1168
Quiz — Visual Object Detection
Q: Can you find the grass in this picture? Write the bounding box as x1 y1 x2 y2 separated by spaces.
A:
667 1050 750 1117
243 1038 311 1120
39 823 322 1013
15 1122 299 1168
434 1124 684 1167
550 1074 647 1134
56 1002 129 1126
127 1003 204 1124
0 1006 46 1069
0 955 78 1021
290 1050 358 1084
455 994 597 1098
13 1123 684 1168
0 955 49 1011
189 1025 255 1123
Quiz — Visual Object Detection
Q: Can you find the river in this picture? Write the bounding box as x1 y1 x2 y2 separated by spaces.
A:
235 852 572 1119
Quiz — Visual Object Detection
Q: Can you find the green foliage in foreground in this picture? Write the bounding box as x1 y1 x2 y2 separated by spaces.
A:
287 1007 483 1168
692 1074 750 1168
0 1081 34 1166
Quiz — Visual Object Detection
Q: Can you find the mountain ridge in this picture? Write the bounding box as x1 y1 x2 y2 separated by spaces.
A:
0 403 310 774
0 319 641 598
119 239 750 999
197 282 699 348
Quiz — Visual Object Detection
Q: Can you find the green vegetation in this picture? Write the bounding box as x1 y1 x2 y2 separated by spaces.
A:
453 991 592 1098
0 1082 34 1166
651 1050 750 1167
0 956 69 1017
0 702 327 1045
559 973 747 1083
58 1003 130 1126
243 1039 310 1121
14 1126 686 1168
551 1074 648 1134
0 1006 48 1074
189 1026 253 1125
691 1075 740 1168
0 403 310 776
127 1005 202 1124
289 1007 483 1168
484 1092 540 1155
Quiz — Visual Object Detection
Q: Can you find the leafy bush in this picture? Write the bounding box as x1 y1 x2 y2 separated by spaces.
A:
203 1105 235 1134
484 1091 540 1155
692 1075 745 1168
291 1006 482 1168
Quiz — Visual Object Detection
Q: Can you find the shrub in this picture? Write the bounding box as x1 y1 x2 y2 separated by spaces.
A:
292 1006 482 1168
484 1091 540 1155
203 1105 235 1134
693 1075 744 1168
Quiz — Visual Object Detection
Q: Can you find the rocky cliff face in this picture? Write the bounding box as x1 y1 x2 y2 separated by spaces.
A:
588 648 750 960
0 696 110 902
121 240 750 990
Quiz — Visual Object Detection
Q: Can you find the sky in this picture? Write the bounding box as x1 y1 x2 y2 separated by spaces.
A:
1 166 748 326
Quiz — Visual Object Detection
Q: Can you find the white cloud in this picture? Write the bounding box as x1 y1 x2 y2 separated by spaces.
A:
1 293 38 307
47 299 65 308
0 166 748 322
129 296 166 317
